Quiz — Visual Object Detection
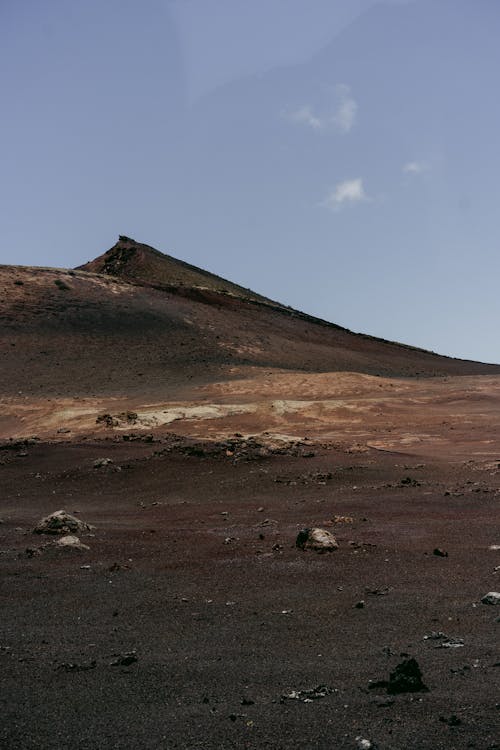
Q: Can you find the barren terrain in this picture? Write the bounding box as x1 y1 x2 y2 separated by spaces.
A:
1 238 499 749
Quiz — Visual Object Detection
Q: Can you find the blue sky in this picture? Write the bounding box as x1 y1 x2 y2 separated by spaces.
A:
1 0 500 363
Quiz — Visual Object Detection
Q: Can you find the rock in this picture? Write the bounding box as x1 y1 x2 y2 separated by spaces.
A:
387 658 429 694
433 547 448 557
296 527 339 552
481 592 500 605
110 651 137 666
53 535 90 551
356 738 375 750
93 457 113 468
33 510 93 535
423 631 464 648
281 685 333 703
354 600 365 609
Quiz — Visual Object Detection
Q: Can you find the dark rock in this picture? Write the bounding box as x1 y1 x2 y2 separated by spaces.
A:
433 548 448 557
387 658 429 694
110 652 137 666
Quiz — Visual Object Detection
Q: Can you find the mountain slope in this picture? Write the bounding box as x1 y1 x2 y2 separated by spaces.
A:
1 240 499 404
2 239 500 441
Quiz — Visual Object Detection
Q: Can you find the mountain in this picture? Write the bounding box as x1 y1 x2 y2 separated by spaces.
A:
1 236 500 442
77 235 280 307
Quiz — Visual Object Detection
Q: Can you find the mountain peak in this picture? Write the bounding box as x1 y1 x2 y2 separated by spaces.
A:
77 236 275 305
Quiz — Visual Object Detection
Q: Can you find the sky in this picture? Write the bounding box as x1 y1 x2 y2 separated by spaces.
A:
1 0 500 364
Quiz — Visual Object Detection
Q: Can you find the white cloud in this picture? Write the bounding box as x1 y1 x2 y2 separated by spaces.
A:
403 160 429 174
322 178 367 211
331 84 357 133
290 105 323 130
288 84 357 134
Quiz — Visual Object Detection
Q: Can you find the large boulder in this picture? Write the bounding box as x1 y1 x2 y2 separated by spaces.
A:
33 510 93 535
296 527 339 552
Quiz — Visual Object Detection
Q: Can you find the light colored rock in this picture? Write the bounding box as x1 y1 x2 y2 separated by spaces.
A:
481 591 500 605
33 510 93 535
296 527 339 552
93 457 113 468
53 535 90 551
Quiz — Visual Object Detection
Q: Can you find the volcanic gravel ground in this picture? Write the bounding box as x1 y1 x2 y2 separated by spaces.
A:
1 440 499 749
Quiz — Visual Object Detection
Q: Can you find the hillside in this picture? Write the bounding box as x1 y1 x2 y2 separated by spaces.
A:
2 237 500 442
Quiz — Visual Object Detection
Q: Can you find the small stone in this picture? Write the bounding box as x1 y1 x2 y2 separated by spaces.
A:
110 652 137 666
93 457 112 468
481 592 500 605
53 535 90 551
433 548 448 557
296 527 338 552
354 600 365 609
355 738 375 749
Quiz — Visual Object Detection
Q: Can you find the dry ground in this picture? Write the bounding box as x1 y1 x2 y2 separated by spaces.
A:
1 249 499 748
1 435 499 749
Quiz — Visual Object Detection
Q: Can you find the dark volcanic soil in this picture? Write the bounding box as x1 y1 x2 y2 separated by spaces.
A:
1 438 499 749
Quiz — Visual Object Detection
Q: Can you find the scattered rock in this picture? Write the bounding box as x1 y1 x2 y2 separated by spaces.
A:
295 527 339 552
482 592 500 605
281 685 333 703
33 510 93 535
433 547 448 557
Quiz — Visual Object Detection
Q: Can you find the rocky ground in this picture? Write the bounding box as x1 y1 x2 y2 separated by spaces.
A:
1 243 499 747
1 435 499 749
